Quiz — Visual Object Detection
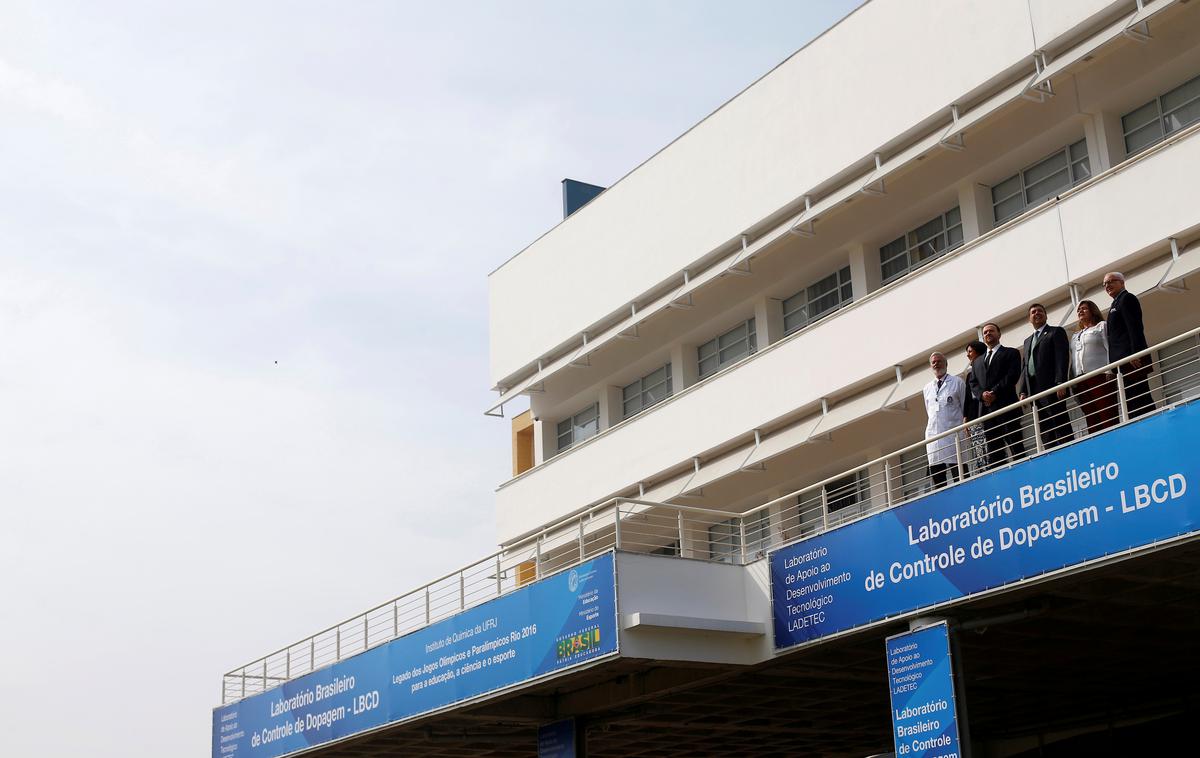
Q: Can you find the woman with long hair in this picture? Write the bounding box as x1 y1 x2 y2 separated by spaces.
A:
1070 299 1118 434
963 340 989 473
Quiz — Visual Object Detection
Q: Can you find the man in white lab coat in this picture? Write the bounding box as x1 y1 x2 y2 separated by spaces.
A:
924 352 967 488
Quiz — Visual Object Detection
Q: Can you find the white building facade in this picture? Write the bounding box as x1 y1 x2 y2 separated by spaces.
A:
217 2 1200 756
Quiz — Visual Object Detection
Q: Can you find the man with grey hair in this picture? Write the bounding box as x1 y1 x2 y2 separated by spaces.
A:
923 351 966 488
1103 271 1155 418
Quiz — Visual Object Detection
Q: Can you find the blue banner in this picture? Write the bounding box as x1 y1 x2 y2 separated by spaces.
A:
537 718 576 758
772 401 1200 650
887 623 961 757
214 553 618 758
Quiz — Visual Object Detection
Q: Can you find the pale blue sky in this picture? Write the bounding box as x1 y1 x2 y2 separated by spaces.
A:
0 1 863 754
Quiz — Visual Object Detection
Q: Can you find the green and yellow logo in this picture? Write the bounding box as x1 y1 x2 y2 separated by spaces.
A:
556 628 601 659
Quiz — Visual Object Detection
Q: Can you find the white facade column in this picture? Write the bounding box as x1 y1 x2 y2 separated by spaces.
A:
532 416 549 466
1087 109 1126 173
670 342 698 392
753 294 784 347
847 243 880 300
957 178 991 240
600 385 623 430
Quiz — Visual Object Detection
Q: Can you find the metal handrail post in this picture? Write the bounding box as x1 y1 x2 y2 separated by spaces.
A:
614 504 623 549
336 626 341 661
286 648 291 680
953 434 964 482
1031 402 1044 454
459 572 466 610
393 601 399 638
677 509 684 556
495 555 503 596
1116 370 1130 423
363 614 369 650
739 518 748 564
310 638 315 671
579 518 586 561
262 660 267 693
535 535 542 579
820 487 830 533
424 587 431 624
883 458 894 508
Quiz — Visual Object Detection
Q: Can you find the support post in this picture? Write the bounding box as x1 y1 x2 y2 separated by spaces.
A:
1116 370 1130 423
883 458 894 508
1031 402 1044 453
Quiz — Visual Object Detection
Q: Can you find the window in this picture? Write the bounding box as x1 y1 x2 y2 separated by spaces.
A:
698 318 756 379
897 448 930 501
991 140 1090 224
782 266 853 335
824 471 871 525
880 207 963 284
1122 73 1200 155
622 363 672 419
556 403 599 452
651 541 680 557
1158 335 1200 406
708 510 771 563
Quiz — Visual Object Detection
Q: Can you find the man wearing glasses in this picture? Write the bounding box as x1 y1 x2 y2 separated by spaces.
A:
1103 272 1155 419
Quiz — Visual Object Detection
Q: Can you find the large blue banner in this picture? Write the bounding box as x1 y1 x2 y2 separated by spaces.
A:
772 401 1200 650
213 553 618 758
886 623 961 758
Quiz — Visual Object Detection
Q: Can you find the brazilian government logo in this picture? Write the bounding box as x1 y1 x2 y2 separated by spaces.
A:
568 569 579 593
556 627 601 660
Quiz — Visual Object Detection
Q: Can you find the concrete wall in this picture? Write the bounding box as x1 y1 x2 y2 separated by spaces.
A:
615 552 773 665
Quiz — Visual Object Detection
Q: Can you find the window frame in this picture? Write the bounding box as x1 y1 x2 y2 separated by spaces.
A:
991 140 1090 225
1121 73 1200 156
621 363 673 420
708 510 771 563
697 318 757 380
823 471 872 524
555 402 599 453
879 207 964 284
782 266 854 335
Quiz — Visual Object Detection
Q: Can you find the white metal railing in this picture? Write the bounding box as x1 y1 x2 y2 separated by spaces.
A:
221 322 1200 703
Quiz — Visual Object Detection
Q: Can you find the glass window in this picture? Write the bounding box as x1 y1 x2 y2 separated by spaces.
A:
782 266 853 334
897 448 930 502
651 541 680 557
879 207 964 284
707 511 770 563
1122 73 1200 155
697 319 756 379
824 471 871 526
991 140 1090 224
622 363 672 419
708 519 737 563
1158 336 1200 406
556 403 599 452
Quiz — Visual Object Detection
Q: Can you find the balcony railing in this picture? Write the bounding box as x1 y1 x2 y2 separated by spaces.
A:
221 322 1200 703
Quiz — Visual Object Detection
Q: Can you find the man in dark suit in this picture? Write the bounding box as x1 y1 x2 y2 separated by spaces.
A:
1018 303 1073 449
972 322 1026 468
1103 271 1155 418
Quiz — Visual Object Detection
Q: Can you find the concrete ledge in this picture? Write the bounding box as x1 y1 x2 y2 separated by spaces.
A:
622 612 765 637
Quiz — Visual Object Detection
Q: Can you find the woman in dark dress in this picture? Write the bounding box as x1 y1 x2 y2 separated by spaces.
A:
963 340 988 473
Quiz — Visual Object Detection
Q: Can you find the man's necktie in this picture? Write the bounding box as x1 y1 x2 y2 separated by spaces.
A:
1029 329 1040 378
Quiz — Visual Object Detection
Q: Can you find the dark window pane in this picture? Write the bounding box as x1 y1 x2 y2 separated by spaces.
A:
1122 100 1160 133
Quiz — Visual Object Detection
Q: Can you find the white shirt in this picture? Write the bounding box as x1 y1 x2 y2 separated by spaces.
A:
1072 321 1109 376
923 373 967 465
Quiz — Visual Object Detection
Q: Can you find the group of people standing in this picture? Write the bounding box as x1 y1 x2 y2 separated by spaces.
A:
922 271 1154 486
